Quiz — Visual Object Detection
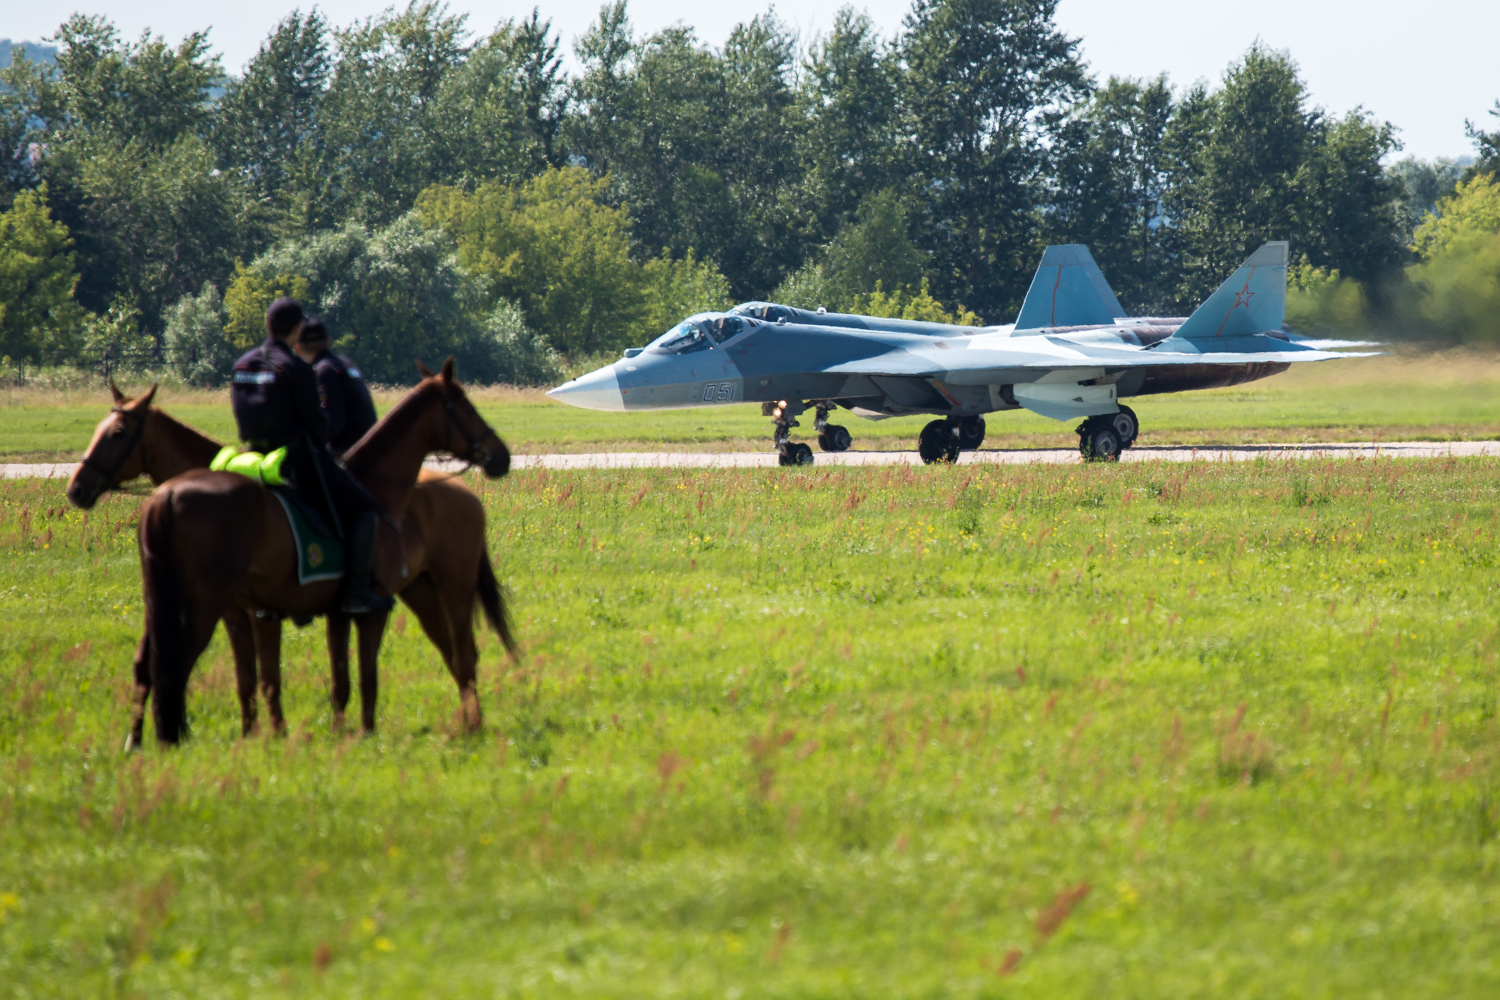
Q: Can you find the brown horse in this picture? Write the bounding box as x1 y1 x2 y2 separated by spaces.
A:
129 359 508 745
66 381 517 744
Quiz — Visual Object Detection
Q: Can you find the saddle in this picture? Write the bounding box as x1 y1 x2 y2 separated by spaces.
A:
211 446 344 586
267 487 345 586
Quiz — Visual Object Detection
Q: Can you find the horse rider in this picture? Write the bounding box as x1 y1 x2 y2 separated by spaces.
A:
229 298 394 614
293 317 378 456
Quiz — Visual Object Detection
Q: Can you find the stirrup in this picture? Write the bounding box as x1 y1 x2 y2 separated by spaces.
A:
343 589 395 615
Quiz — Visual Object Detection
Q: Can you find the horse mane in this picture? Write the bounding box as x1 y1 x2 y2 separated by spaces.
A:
342 376 442 471
148 406 222 460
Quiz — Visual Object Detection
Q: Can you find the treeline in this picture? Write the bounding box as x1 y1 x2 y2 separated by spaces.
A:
1 1 1498 386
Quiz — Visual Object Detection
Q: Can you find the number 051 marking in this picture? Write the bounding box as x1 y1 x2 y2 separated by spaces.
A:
701 382 735 403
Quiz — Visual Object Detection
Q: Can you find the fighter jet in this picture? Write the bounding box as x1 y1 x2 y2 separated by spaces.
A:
546 242 1374 464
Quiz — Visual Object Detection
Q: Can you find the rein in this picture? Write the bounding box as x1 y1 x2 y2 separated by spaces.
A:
79 407 148 487
345 389 495 485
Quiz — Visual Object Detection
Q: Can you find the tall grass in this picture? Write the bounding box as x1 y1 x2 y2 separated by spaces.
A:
1 457 1498 996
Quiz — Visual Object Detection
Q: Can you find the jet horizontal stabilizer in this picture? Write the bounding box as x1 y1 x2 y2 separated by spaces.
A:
1014 244 1127 330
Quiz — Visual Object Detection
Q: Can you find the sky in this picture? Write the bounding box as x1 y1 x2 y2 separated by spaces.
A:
5 0 1496 161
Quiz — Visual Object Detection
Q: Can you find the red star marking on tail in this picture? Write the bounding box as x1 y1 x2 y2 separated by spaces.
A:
1233 283 1255 308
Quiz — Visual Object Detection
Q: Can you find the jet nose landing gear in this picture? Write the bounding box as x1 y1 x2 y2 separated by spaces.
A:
765 399 818 466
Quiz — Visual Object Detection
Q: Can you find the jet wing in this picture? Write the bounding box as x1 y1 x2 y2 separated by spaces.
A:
817 334 1373 382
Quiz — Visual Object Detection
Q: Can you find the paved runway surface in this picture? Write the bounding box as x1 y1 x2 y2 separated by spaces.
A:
5 440 1497 479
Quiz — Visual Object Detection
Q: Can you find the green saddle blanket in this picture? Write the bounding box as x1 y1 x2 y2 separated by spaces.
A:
269 491 345 585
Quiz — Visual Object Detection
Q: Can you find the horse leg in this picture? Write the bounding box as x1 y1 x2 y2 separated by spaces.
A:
399 574 479 730
124 634 151 753
250 614 287 736
440 573 483 733
354 610 389 735
326 611 352 731
222 609 259 737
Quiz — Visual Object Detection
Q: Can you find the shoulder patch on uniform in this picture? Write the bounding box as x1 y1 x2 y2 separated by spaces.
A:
233 371 277 384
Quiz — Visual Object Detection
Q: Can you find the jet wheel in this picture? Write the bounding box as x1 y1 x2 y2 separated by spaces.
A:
1109 406 1139 448
1078 418 1122 462
779 442 815 467
918 420 961 465
957 415 986 451
818 424 853 453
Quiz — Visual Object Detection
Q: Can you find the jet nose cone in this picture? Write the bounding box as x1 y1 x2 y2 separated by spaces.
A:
546 365 625 411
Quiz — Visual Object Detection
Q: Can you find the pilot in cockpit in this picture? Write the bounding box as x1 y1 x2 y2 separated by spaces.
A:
650 314 747 354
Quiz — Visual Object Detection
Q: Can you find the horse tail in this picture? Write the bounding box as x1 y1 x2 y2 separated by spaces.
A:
475 551 518 663
140 490 189 744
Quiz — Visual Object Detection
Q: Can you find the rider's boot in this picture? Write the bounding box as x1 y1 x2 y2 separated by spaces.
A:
342 511 395 615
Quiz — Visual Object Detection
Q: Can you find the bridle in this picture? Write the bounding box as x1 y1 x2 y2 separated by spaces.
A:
440 392 498 471
78 406 148 488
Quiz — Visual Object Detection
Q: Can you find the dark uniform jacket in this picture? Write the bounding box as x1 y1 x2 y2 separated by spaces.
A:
311 351 378 454
229 337 379 529
230 338 327 451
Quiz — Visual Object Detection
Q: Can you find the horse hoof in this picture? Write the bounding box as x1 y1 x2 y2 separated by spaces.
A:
123 733 142 755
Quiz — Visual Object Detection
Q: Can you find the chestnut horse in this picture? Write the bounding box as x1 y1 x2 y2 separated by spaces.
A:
131 359 508 744
66 380 516 744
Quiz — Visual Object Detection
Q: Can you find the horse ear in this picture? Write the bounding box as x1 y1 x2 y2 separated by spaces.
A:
416 359 435 379
440 356 456 383
138 382 158 408
108 379 127 405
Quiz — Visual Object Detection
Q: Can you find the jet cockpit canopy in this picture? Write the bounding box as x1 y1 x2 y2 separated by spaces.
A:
648 313 747 354
730 301 799 323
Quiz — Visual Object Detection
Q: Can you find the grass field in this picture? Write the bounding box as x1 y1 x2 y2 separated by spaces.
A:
3 346 1499 462
2 455 1498 997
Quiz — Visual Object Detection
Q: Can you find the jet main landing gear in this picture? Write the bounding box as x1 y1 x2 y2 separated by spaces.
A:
814 403 852 453
1078 405 1138 463
918 415 985 465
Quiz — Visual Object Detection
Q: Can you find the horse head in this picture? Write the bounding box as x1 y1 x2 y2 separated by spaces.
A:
67 381 158 509
417 357 511 479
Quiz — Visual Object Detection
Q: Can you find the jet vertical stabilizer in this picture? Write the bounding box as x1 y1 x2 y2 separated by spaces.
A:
1170 242 1288 340
1013 244 1127 330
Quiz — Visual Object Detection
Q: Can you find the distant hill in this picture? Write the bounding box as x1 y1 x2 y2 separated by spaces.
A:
0 39 57 67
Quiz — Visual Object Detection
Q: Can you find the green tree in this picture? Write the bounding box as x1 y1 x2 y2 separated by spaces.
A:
1048 76 1179 313
853 279 981 325
1163 44 1402 302
1405 174 1500 343
441 11 569 185
212 11 334 235
222 261 311 348
232 213 549 383
568 7 802 299
897 0 1089 321
0 49 46 203
14 15 257 340
822 189 929 302
1412 173 1500 261
43 14 219 148
639 248 730 340
321 2 468 225
419 167 644 354
0 187 82 363
47 134 254 334
1387 156 1466 247
1464 101 1500 178
473 298 565 385
793 9 899 247
163 281 233 385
